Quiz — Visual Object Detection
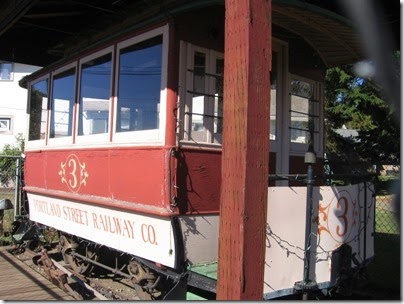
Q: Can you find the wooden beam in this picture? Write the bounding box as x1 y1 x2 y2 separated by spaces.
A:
272 6 358 58
0 0 37 36
217 0 271 300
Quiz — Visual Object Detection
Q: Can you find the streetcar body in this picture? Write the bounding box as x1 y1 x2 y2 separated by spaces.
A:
20 3 374 299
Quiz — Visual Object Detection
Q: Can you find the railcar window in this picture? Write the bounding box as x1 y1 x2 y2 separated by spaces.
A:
213 58 224 144
190 52 207 141
116 36 162 132
270 52 277 141
28 79 48 140
289 78 320 149
181 43 224 145
78 53 112 136
50 68 76 138
290 80 312 144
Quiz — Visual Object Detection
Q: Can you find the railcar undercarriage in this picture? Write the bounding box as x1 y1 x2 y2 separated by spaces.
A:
11 219 189 300
57 232 187 300
9 213 374 300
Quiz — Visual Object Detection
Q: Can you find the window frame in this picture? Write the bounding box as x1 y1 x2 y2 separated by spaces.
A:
25 24 170 151
270 40 288 153
178 41 224 147
112 25 169 145
48 62 77 147
0 117 12 133
288 73 323 156
74 46 114 145
26 74 50 150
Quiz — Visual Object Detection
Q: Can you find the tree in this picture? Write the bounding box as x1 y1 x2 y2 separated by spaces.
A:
324 52 400 173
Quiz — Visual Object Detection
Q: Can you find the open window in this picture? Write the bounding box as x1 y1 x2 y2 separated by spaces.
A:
179 42 224 146
289 75 323 155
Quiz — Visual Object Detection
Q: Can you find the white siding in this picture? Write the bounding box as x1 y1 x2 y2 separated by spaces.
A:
0 62 41 149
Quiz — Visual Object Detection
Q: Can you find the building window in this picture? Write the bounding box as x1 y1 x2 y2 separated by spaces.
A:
0 62 13 80
0 117 11 132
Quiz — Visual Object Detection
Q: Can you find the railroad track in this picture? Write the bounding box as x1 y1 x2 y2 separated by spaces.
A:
8 245 140 300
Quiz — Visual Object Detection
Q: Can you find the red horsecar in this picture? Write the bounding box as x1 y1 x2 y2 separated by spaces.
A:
19 3 374 300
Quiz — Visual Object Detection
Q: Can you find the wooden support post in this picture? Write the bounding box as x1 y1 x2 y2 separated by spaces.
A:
217 0 271 300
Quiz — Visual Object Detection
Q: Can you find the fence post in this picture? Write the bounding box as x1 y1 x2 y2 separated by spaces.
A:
14 157 20 220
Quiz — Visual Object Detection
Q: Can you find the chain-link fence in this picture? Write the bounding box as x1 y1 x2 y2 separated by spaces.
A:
375 193 400 235
0 155 23 237
371 175 401 292
325 157 401 293
325 158 400 235
374 174 400 236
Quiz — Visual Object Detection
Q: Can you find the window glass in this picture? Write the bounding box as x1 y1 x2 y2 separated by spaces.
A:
28 79 48 140
117 36 162 132
50 68 76 138
0 118 11 131
78 53 112 136
270 52 277 140
213 58 224 143
190 52 207 141
290 79 314 144
0 63 12 80
183 46 224 145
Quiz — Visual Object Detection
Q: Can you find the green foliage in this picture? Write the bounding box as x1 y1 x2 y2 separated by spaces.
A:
0 134 24 186
0 234 12 246
1 133 25 156
324 54 400 168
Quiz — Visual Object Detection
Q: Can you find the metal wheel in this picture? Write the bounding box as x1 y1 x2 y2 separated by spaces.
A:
133 284 153 300
128 261 159 300
59 235 98 276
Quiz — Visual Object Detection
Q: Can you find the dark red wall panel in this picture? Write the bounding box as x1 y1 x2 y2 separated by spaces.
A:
24 148 168 209
176 148 222 214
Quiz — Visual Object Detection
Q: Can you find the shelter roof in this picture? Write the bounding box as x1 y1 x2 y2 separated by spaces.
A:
0 0 399 67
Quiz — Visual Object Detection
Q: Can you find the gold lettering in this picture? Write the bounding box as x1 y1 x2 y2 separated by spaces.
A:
92 213 99 229
91 213 135 239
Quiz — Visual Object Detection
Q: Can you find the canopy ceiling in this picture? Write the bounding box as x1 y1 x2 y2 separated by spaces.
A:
0 0 399 67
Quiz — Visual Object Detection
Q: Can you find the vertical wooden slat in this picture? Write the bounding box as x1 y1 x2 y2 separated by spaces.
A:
217 0 271 300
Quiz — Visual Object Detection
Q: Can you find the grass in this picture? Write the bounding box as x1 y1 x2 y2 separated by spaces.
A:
375 209 400 234
367 177 401 296
374 176 400 236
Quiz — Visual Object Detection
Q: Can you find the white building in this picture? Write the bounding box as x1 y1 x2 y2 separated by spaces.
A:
0 61 41 150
